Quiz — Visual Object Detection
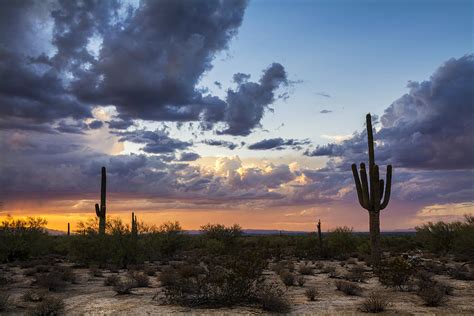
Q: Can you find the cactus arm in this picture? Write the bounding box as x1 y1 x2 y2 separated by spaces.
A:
366 114 375 168
379 179 384 202
351 164 366 209
380 165 392 210
359 163 370 210
95 204 101 217
373 165 381 212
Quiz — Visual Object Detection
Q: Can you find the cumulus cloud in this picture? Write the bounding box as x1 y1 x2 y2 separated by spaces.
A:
178 152 201 162
310 55 474 170
248 138 310 150
115 129 192 154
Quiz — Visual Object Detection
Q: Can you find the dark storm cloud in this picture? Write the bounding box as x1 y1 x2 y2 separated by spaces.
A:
320 109 332 114
178 152 201 162
115 129 192 154
88 120 103 129
0 0 288 137
218 63 288 136
203 139 238 150
248 138 310 150
310 55 474 170
304 143 343 157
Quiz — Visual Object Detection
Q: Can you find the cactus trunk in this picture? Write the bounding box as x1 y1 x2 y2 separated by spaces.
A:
95 167 107 235
131 212 138 239
351 114 392 267
67 223 70 236
317 219 322 249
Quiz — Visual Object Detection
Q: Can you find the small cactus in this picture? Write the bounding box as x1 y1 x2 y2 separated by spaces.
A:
67 223 70 236
316 219 322 249
131 212 138 238
351 114 392 266
95 167 107 235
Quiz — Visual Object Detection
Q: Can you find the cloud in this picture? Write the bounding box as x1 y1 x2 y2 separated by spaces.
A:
320 109 332 114
248 138 310 150
316 92 331 98
178 152 201 162
304 143 343 157
203 139 238 150
88 120 103 129
115 129 192 154
312 55 474 170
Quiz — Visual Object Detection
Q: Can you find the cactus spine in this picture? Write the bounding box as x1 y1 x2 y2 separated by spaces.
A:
95 166 107 235
351 114 392 266
131 212 138 238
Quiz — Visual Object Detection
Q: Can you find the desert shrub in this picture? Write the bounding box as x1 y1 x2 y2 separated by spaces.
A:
417 285 446 306
449 264 473 280
162 251 266 307
326 227 358 258
416 215 474 258
314 261 324 270
31 296 65 316
35 272 66 292
280 271 295 286
128 271 149 287
24 268 37 276
305 286 318 301
297 275 306 286
113 278 135 294
0 292 9 311
298 264 313 275
54 266 77 283
257 282 291 313
104 275 119 286
378 256 415 290
89 267 104 277
200 224 242 245
360 292 388 313
144 266 157 276
347 258 357 264
0 216 50 262
321 264 336 274
23 290 47 302
335 280 362 296
345 264 367 282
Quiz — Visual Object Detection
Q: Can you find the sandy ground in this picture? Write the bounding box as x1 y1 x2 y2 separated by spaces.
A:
1 259 473 315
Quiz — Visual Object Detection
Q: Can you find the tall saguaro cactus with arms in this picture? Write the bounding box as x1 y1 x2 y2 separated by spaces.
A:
351 114 392 266
95 167 107 235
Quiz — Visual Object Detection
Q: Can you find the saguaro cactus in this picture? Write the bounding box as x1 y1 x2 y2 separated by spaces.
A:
131 212 138 238
351 114 392 266
316 219 322 249
95 167 107 235
67 223 70 236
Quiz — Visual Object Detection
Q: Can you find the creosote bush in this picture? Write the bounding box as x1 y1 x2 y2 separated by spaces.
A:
128 271 150 287
335 280 362 296
417 286 446 306
298 264 313 275
280 271 295 286
378 256 414 290
31 296 65 316
257 282 291 313
305 286 318 301
360 292 388 313
297 275 306 286
104 274 119 286
113 278 135 295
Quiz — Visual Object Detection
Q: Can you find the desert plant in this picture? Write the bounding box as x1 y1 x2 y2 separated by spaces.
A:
298 264 313 275
297 275 306 286
351 113 392 266
305 286 318 301
94 166 107 235
417 285 446 306
129 271 149 287
104 274 119 286
321 264 336 274
31 296 65 315
200 223 242 245
335 280 363 296
144 265 157 276
317 219 323 250
360 292 388 313
345 264 367 282
89 267 104 277
22 290 46 302
449 263 473 280
113 278 135 294
35 272 66 292
280 271 295 286
257 282 291 313
326 226 358 258
378 256 414 290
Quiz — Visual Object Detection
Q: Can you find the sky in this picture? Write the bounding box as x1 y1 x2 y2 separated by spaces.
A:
0 0 473 232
